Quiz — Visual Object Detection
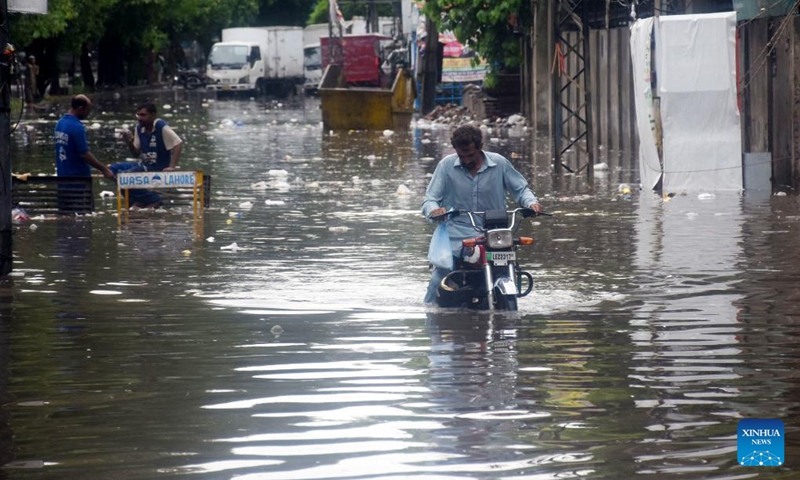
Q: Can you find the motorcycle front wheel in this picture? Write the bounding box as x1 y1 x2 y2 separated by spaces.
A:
185 75 202 90
494 291 518 311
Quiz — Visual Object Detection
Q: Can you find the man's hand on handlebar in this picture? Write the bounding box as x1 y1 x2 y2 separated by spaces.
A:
430 207 447 219
528 202 544 214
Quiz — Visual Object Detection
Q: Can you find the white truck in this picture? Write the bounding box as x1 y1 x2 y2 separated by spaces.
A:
206 26 304 96
302 24 330 93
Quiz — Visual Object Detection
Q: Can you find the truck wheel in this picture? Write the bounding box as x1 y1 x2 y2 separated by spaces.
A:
256 79 267 96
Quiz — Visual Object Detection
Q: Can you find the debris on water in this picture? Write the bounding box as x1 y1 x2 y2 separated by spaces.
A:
594 162 609 171
265 199 285 206
226 219 233 225
99 190 115 198
383 129 394 137
220 242 240 251
29 224 37 231
228 212 243 218
182 250 191 256
251 181 269 190
396 184 412 196
269 169 288 177
206 236 215 242
328 226 349 233
238 201 254 209
12 207 30 222
775 191 787 196
420 156 435 162
489 137 500 144
163 104 172 110
90 123 101 129
270 325 284 335
271 180 291 190
698 193 716 200
686 212 699 219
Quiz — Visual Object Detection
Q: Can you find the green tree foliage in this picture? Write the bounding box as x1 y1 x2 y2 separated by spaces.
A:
9 0 319 86
423 0 529 85
308 0 394 25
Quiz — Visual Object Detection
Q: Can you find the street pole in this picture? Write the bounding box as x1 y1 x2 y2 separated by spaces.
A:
421 15 438 115
0 0 12 276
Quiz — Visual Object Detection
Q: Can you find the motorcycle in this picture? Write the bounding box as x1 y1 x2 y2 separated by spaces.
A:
172 69 207 90
430 207 550 311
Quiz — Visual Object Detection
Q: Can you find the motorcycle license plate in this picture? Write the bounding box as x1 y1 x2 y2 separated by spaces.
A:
488 251 515 265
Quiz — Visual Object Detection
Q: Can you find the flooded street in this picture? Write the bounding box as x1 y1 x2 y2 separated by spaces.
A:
1 90 798 479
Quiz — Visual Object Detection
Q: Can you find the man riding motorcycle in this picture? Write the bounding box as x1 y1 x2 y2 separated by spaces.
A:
422 124 544 305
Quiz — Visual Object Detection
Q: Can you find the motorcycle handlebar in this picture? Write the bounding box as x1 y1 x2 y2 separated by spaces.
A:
429 207 552 230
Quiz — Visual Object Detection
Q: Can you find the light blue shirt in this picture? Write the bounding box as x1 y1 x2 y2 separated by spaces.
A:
422 150 538 247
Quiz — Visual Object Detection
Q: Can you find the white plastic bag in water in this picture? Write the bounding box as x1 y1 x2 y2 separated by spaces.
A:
427 222 453 270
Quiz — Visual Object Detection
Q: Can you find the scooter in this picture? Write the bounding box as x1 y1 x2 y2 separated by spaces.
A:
430 207 550 311
172 68 206 90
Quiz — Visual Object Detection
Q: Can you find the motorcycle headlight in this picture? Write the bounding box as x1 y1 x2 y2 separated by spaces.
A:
487 229 513 249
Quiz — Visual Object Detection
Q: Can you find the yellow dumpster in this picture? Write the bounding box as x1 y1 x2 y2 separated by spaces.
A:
319 65 416 131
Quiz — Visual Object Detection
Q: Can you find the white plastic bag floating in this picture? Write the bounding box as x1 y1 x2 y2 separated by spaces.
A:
427 222 453 270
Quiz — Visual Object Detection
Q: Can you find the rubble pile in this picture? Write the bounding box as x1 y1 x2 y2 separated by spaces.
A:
420 103 529 130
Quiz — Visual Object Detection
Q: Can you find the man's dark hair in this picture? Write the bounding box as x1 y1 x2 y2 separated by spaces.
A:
71 95 90 110
451 124 483 150
137 101 157 115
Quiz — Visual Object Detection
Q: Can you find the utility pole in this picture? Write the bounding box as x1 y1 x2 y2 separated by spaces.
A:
0 0 12 276
421 15 438 115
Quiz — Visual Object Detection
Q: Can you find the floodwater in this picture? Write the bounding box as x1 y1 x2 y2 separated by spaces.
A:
0 90 798 479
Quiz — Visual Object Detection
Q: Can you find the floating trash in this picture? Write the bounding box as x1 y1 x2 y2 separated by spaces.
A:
220 242 241 251
264 199 285 206
238 201 254 209
328 226 349 233
382 129 394 137
206 236 215 242
268 169 289 177
99 190 115 198
250 181 269 190
270 325 284 335
698 193 716 200
396 184 412 196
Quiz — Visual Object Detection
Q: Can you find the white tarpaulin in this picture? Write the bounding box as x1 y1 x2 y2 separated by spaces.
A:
9 0 47 14
630 18 662 191
658 12 742 191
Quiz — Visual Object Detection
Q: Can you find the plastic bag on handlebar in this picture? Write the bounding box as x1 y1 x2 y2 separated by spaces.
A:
427 222 454 270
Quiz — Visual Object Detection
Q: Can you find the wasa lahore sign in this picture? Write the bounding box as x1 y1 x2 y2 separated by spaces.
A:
9 0 48 14
117 171 198 189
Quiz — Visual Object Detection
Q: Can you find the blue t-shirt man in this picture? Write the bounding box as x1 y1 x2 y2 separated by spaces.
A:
55 113 90 176
53 95 114 179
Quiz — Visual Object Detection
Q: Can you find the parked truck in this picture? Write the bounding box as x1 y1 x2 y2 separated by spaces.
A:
206 26 303 96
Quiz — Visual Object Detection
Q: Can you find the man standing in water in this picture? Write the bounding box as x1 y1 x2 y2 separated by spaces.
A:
54 95 115 179
111 101 184 208
421 124 543 304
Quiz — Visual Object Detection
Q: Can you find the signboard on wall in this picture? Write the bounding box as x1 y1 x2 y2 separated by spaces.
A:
9 0 48 14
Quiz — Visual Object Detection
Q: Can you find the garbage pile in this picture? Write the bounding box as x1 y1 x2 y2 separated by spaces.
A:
418 103 529 130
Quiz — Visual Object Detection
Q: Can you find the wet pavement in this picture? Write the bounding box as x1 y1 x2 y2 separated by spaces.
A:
0 89 797 479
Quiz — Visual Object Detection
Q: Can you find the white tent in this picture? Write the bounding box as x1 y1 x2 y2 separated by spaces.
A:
631 12 742 192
